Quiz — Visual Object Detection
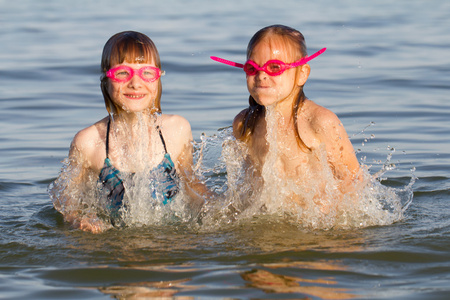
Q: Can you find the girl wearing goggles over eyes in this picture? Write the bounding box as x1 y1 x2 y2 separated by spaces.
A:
50 31 210 233
211 25 362 214
106 65 165 83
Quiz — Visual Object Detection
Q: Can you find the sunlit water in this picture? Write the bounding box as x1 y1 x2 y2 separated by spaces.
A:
1 0 450 299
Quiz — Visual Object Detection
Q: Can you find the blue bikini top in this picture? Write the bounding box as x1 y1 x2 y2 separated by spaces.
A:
98 118 179 225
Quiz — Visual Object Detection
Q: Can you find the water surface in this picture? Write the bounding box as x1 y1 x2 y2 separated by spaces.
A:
1 0 449 299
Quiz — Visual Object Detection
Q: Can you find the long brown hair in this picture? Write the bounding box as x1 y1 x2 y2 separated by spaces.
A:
240 25 310 151
100 31 163 114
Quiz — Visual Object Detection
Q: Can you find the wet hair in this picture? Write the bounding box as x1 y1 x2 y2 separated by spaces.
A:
240 25 310 151
100 31 162 114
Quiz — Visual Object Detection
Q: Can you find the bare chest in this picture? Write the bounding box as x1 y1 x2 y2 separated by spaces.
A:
247 128 320 178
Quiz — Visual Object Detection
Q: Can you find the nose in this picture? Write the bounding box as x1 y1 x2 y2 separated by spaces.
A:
127 73 143 88
255 69 268 79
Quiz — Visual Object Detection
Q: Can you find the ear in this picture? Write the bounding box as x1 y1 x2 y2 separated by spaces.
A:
296 64 310 86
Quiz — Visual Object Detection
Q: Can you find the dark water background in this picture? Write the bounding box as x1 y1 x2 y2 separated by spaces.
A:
1 0 449 299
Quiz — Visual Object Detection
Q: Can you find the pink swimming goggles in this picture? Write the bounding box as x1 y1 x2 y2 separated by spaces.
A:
106 65 165 83
211 48 326 76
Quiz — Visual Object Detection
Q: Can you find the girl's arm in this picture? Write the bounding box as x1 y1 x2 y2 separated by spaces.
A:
165 115 214 211
51 128 110 233
313 108 361 192
176 141 213 210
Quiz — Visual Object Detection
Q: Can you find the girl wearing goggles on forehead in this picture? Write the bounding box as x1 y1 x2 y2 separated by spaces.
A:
211 25 361 213
50 31 209 233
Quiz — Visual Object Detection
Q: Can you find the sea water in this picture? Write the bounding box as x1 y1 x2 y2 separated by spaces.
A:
1 0 450 299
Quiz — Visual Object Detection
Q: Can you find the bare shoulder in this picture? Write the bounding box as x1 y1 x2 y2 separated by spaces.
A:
160 114 192 138
159 114 194 163
70 118 108 168
232 108 249 139
302 100 342 132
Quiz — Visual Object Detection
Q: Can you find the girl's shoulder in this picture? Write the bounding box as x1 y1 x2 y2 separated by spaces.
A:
158 114 193 161
233 108 249 124
70 117 108 164
302 100 340 129
300 100 348 147
232 108 250 139
159 113 192 135
159 113 193 145
73 118 107 146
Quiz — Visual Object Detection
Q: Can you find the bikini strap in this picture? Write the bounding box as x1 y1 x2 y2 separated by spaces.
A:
105 117 111 158
106 119 167 157
156 126 168 154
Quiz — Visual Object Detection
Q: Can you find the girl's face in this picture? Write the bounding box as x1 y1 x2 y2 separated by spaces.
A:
107 61 159 114
246 38 301 108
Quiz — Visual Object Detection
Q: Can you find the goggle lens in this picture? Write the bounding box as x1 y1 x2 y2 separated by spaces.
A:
243 60 289 76
243 63 257 76
266 62 283 74
107 66 163 82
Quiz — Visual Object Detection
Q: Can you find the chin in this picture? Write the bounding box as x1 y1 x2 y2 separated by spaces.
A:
119 105 148 114
254 97 277 107
125 102 154 112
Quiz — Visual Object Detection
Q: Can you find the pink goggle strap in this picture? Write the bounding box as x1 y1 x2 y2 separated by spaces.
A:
210 47 327 69
289 47 327 67
209 56 244 68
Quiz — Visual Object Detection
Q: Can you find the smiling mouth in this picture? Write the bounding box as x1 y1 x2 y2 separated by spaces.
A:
125 94 145 99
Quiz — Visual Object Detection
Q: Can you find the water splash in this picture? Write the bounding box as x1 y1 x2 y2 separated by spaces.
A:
193 109 415 230
49 113 415 231
49 113 196 230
